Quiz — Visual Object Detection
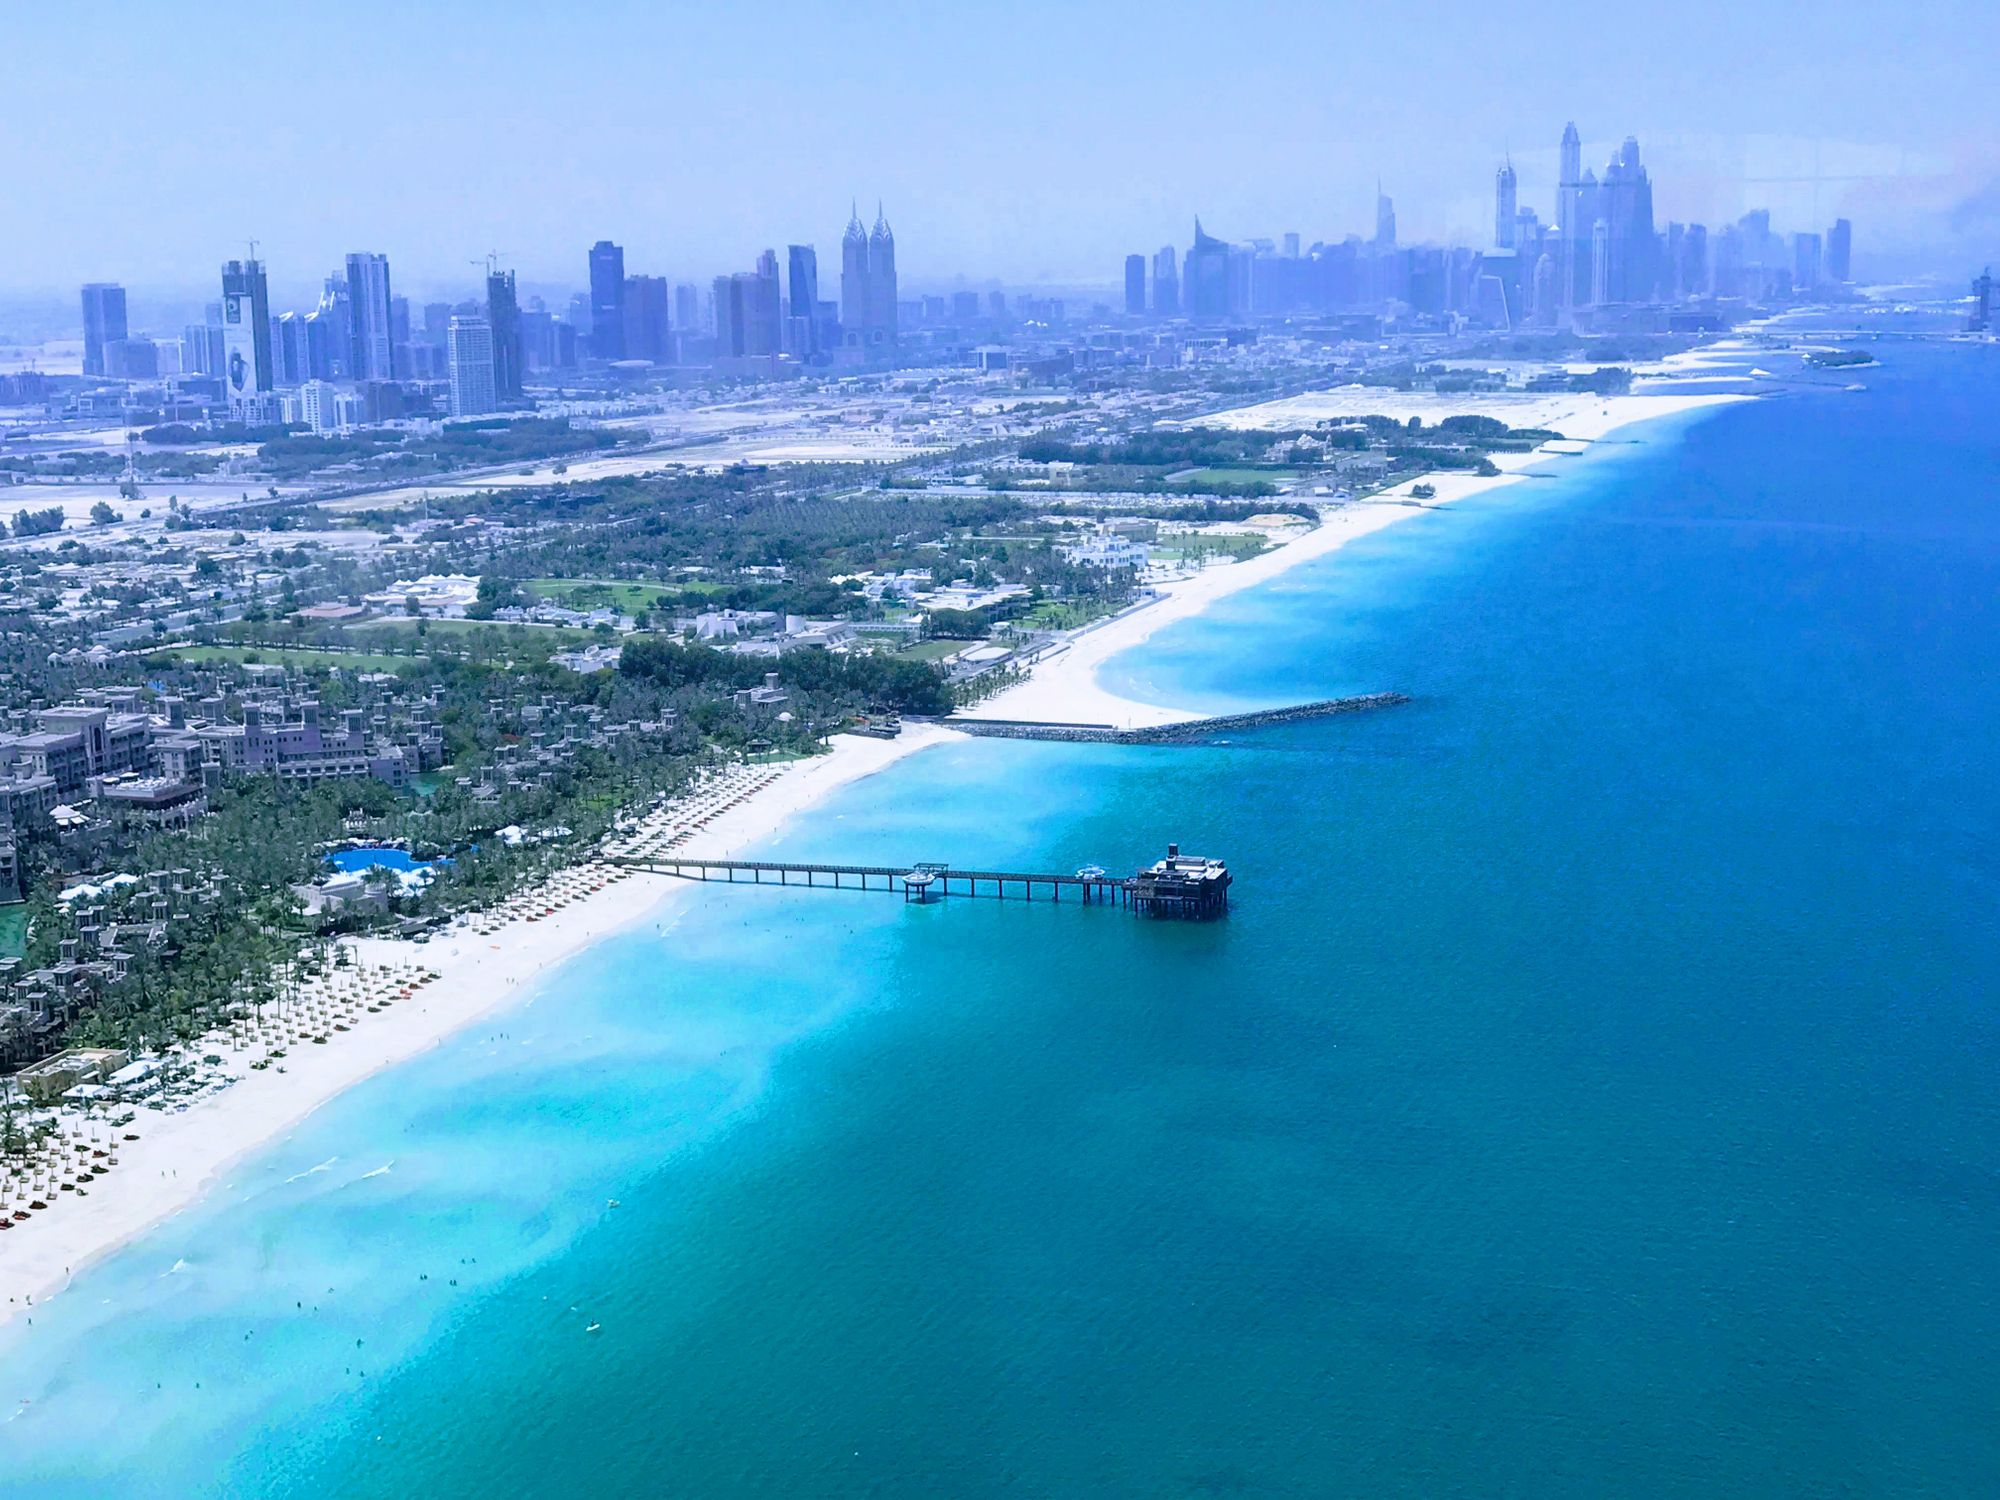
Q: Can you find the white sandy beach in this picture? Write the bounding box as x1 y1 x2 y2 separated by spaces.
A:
966 388 1747 728
0 725 954 1327
0 382 1748 1328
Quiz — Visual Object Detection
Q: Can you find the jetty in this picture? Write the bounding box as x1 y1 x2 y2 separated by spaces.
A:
950 692 1408 744
615 843 1231 917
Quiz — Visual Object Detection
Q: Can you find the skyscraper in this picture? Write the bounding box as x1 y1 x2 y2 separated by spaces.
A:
786 245 820 357
344 252 396 381
486 269 523 398
1792 232 1823 292
712 273 745 358
446 314 496 418
1185 220 1232 319
1595 137 1657 302
588 240 626 359
750 249 784 356
867 206 897 346
1557 121 1583 310
219 258 273 408
1681 223 1709 297
674 283 699 341
1826 219 1853 283
622 275 672 362
1495 158 1517 249
1124 254 1146 316
1152 246 1179 316
1373 187 1396 250
273 311 307 386
80 284 128 378
840 204 870 345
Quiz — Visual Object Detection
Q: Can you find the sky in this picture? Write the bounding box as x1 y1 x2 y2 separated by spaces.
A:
3 0 1997 316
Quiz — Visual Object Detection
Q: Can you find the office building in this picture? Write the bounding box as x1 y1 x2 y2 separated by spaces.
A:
344 252 396 381
298 379 340 434
486 269 523 398
1495 158 1517 248
840 205 870 343
1184 220 1232 319
80 284 128 378
868 206 897 345
837 203 898 350
446 314 496 418
1152 246 1179 316
588 240 626 359
182 322 226 377
219 258 273 408
622 274 671 362
750 250 783 356
273 311 307 386
1826 219 1852 283
1124 254 1146 315
786 244 820 357
1793 231 1823 291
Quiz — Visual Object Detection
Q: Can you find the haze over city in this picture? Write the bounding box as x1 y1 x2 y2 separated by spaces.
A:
5 0 1997 303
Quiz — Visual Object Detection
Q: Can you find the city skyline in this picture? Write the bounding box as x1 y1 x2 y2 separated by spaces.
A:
2 1 1995 296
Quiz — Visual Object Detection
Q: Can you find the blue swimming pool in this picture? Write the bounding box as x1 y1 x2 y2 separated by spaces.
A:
324 847 432 875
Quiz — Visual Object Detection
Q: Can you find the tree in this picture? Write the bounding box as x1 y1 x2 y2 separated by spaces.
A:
90 501 122 526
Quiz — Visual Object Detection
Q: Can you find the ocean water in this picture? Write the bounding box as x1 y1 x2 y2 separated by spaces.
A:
7 338 2000 1495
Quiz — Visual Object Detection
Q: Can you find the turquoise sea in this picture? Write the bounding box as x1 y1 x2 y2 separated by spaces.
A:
6 334 2000 1495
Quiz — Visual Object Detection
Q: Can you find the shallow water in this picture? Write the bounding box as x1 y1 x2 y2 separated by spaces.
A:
7 336 2000 1496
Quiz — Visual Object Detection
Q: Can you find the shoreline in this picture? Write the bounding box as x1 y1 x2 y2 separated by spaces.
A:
965 388 1748 728
0 384 1747 1332
0 726 955 1328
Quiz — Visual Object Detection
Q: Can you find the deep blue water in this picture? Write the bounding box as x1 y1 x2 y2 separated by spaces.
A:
6 339 2000 1495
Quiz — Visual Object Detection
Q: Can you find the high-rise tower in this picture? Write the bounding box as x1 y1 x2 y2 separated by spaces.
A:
220 258 273 408
1557 122 1582 236
868 205 897 346
486 268 523 398
1495 158 1518 249
840 204 870 345
344 253 396 381
80 284 128 378
786 245 820 357
588 240 626 359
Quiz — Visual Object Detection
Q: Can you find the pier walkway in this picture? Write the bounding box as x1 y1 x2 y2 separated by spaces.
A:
614 843 1232 916
614 855 1132 903
949 692 1409 744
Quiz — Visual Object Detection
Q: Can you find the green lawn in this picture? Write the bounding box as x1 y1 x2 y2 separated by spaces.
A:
895 638 967 662
523 577 725 610
1018 599 1122 631
1180 467 1301 486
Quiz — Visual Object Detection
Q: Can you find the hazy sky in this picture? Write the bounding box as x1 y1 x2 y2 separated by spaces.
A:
5 0 1996 308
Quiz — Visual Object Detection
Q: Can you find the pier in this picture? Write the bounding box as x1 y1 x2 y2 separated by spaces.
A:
950 692 1409 745
614 844 1230 917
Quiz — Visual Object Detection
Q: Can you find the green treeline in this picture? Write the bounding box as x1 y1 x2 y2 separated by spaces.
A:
619 637 954 716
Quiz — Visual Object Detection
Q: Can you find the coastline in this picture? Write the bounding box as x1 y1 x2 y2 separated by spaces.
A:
0 725 955 1327
0 383 1746 1332
967 387 1748 727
